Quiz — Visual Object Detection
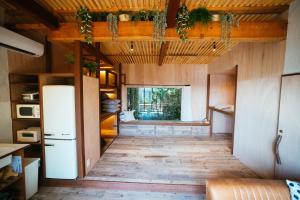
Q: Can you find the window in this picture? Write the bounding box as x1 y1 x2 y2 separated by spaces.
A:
127 87 181 120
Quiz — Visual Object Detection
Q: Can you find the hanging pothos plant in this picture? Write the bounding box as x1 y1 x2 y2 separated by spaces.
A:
153 11 167 41
176 4 191 42
75 7 93 44
107 13 118 40
220 12 235 46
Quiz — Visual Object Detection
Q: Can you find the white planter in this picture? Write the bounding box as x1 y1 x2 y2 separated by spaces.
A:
119 14 131 21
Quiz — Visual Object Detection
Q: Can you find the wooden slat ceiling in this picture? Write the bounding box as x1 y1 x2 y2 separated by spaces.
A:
1 0 291 65
39 0 292 13
101 40 238 64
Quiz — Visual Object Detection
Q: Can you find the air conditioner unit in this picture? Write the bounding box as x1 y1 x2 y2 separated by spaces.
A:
0 26 44 57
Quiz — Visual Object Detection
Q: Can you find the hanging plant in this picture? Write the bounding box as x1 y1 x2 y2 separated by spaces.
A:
189 7 212 26
91 12 109 22
220 12 234 46
132 10 155 21
107 13 118 40
75 7 93 44
153 11 167 41
176 4 191 42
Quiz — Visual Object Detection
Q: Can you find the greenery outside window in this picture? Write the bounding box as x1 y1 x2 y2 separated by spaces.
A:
127 87 181 120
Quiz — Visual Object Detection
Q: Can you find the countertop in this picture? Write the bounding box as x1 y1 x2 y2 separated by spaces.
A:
0 144 29 159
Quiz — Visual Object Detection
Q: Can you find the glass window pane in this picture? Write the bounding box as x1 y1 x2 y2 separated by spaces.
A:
127 87 181 120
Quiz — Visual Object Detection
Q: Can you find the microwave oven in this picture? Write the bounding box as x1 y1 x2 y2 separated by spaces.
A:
17 127 41 142
16 104 40 118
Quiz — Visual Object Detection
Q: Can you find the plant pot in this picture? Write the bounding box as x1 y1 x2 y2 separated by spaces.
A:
82 67 90 76
212 14 220 22
119 14 131 21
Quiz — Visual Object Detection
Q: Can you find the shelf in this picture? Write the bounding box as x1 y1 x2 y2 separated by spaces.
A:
0 175 23 191
100 85 118 90
209 107 234 116
16 142 41 146
12 118 40 122
10 82 38 86
101 111 120 122
11 100 40 104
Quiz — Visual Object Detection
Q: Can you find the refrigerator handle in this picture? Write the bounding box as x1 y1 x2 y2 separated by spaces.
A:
45 144 55 147
44 133 55 136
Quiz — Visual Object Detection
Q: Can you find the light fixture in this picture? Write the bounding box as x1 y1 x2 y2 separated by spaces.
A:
130 41 134 52
212 42 216 52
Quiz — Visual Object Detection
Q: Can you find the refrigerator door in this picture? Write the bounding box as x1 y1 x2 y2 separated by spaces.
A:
45 139 77 179
43 85 76 140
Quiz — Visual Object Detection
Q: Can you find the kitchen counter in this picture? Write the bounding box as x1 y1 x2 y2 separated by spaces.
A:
0 143 29 159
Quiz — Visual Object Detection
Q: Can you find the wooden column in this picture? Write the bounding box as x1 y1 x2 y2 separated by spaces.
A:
74 41 85 178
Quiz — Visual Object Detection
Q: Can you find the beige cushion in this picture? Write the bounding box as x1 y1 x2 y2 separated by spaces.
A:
206 178 290 200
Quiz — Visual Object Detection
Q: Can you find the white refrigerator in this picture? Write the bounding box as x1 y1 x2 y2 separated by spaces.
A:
43 85 78 179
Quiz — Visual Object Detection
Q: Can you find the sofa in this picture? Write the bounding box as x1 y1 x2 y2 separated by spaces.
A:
206 178 290 200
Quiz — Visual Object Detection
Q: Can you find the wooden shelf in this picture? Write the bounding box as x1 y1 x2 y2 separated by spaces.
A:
101 111 120 122
10 82 39 86
209 107 234 116
16 142 41 146
11 100 40 104
100 85 118 90
0 175 23 191
12 118 40 122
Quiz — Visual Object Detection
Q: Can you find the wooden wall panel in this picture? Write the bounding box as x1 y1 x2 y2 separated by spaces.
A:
51 42 75 73
208 41 286 178
83 76 100 174
122 64 208 120
8 50 46 73
209 74 236 134
209 74 236 106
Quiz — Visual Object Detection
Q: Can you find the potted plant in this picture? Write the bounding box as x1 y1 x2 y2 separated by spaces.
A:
189 7 212 26
220 12 235 46
91 12 109 22
107 13 118 40
75 7 93 44
153 11 167 41
118 11 131 21
83 61 99 77
176 4 191 42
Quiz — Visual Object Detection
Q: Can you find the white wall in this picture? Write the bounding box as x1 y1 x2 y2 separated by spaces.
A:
284 0 300 74
0 47 13 142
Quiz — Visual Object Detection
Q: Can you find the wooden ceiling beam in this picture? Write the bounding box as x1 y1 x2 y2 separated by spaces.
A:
47 21 287 42
166 0 181 28
158 42 170 65
4 0 60 29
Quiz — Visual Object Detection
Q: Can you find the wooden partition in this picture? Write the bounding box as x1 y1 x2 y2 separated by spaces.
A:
83 76 100 174
208 41 285 178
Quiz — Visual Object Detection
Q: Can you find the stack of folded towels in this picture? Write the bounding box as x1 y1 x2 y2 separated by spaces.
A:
102 99 121 113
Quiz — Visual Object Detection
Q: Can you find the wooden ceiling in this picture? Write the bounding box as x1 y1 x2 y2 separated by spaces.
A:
0 0 293 65
101 40 238 64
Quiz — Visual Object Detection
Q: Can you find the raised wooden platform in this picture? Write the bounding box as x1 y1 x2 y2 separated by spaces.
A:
120 120 210 126
85 135 257 185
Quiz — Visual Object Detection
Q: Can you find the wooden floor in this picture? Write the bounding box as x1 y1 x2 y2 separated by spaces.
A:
32 187 204 200
85 135 257 185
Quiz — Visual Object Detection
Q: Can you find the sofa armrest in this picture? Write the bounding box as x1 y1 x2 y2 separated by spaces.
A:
206 178 290 200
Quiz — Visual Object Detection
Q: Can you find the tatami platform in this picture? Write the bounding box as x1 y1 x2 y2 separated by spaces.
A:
85 135 257 185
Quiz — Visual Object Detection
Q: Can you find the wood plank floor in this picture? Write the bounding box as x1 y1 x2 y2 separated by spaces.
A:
32 187 204 200
85 135 257 185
